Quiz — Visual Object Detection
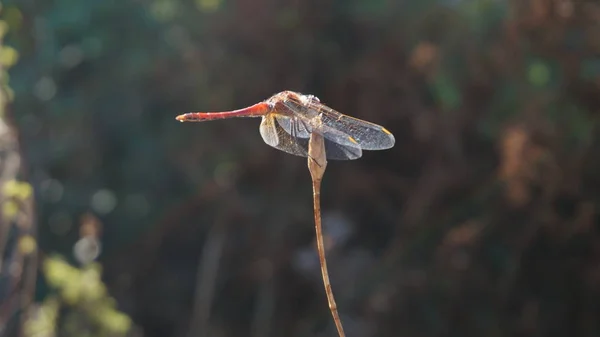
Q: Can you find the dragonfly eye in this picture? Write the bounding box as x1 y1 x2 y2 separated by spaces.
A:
305 95 320 103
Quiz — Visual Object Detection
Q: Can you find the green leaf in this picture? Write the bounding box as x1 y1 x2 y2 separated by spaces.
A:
0 46 18 67
528 60 551 87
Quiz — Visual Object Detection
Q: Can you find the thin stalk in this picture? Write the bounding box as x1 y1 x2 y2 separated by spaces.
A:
188 206 229 337
307 132 345 337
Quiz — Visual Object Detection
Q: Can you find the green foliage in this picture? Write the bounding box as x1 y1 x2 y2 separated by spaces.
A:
2 179 32 224
25 256 132 337
194 0 223 13
528 59 551 87
5 0 600 336
0 3 17 115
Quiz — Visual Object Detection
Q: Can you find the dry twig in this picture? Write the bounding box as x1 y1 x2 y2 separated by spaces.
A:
307 131 345 337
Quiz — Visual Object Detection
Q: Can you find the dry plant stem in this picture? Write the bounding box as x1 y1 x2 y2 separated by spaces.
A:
188 207 229 337
307 133 346 337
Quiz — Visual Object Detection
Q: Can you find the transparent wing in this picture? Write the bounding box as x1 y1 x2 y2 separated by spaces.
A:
307 102 395 151
260 115 362 160
274 115 311 139
259 115 308 158
323 137 362 160
275 115 362 160
275 92 393 151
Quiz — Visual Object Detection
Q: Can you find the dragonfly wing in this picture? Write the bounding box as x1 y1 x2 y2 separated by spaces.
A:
315 124 363 160
259 115 280 147
323 138 362 160
259 115 309 158
315 105 395 151
274 115 311 139
276 115 362 160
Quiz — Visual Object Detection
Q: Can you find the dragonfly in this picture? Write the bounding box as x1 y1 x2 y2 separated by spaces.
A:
176 90 395 160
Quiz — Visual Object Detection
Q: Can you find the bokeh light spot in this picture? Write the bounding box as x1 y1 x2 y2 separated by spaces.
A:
59 45 84 68
0 46 18 67
33 77 57 101
73 236 102 265
151 0 179 21
91 189 117 215
18 235 37 255
528 60 551 87
41 179 64 203
195 0 222 13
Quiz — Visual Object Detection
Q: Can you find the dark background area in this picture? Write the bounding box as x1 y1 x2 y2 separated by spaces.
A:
3 0 600 336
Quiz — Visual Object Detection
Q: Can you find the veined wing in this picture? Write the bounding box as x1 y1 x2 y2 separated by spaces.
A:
274 115 362 160
259 115 308 158
261 115 362 160
275 115 363 151
273 115 311 139
308 102 395 151
322 137 363 160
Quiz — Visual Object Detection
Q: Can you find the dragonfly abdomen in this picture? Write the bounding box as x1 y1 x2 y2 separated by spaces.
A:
176 102 270 122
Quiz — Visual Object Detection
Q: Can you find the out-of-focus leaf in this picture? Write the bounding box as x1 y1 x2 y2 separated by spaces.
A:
0 45 18 67
528 60 551 87
3 5 21 30
150 0 179 22
18 235 37 255
2 199 18 219
195 0 223 13
431 72 461 110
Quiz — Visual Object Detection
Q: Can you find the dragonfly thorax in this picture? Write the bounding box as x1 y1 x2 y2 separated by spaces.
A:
266 91 316 119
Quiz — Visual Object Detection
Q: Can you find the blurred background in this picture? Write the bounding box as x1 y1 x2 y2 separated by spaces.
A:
2 0 600 336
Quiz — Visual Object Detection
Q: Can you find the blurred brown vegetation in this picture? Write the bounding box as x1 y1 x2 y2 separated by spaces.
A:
3 0 600 336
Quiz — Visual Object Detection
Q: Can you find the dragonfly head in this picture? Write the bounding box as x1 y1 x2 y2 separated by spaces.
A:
305 94 320 103
265 101 276 111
